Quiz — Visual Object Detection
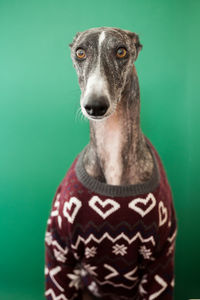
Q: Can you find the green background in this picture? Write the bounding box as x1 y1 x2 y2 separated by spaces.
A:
0 0 200 299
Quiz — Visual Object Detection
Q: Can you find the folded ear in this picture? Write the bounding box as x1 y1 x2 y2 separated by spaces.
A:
69 32 81 48
126 31 143 60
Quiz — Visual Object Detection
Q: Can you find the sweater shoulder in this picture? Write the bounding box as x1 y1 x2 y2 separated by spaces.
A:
46 155 84 233
55 156 82 203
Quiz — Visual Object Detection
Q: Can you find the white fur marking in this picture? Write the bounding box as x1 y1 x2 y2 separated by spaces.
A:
85 72 106 96
95 117 123 185
103 128 122 185
99 31 105 47
82 30 110 110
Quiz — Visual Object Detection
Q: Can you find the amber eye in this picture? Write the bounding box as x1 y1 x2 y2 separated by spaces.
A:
116 47 127 58
76 48 86 60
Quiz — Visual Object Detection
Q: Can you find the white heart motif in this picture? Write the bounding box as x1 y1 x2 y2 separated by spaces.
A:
158 201 168 227
128 193 156 217
89 196 120 219
63 197 82 224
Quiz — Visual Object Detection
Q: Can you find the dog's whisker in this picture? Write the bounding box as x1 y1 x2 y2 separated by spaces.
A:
75 106 88 122
75 107 81 122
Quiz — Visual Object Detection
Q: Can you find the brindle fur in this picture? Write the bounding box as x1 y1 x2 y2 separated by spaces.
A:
70 27 153 185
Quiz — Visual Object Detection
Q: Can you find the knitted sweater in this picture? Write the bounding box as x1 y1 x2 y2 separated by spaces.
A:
45 140 177 300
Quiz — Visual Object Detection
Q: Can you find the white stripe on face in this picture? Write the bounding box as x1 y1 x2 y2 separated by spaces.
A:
83 31 109 102
98 31 105 47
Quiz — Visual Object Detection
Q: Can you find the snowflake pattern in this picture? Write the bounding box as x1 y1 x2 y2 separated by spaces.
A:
112 244 127 256
67 268 82 290
83 264 97 276
53 248 67 263
85 246 97 258
139 245 154 260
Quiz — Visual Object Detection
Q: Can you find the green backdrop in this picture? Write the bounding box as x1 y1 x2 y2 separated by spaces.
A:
0 0 200 299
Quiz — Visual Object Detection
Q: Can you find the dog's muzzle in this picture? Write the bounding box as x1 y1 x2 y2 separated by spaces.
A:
84 95 109 118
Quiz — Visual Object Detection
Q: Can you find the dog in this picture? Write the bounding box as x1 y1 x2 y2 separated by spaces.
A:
45 27 177 300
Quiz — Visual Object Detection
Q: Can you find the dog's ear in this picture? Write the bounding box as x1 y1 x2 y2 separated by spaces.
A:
69 32 81 48
126 31 143 60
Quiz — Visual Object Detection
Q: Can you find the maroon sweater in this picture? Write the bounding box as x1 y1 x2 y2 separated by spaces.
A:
45 140 177 300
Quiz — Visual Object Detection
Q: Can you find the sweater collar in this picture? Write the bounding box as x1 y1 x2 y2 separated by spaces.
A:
75 142 160 198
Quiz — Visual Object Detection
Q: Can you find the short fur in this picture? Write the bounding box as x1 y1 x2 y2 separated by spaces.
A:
70 27 153 185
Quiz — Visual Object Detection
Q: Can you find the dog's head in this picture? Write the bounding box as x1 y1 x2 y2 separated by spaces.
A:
70 27 142 120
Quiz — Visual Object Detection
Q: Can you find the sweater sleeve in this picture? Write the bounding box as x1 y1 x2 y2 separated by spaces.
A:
138 203 177 300
44 186 83 300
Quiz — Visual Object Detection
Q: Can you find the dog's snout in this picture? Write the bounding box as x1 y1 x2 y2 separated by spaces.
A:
84 96 109 118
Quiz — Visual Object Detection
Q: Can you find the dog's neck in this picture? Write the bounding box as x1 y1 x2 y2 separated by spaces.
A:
83 66 153 185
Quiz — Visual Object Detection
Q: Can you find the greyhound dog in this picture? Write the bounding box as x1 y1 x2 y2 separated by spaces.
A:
70 27 153 186
45 27 177 300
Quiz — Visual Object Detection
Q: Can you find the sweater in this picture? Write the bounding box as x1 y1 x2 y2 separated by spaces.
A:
45 139 177 300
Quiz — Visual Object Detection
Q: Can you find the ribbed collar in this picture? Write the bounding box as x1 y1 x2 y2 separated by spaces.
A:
75 142 160 198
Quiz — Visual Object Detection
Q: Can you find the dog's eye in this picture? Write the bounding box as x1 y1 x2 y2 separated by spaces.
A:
76 48 86 60
116 47 127 58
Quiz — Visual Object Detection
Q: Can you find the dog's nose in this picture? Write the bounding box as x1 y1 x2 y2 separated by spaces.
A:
84 96 109 117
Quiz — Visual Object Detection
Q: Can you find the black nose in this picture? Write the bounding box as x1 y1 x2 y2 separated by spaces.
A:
84 96 109 117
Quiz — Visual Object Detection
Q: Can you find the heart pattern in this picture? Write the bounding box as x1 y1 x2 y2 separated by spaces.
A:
158 201 168 227
128 193 156 217
63 197 82 224
89 196 120 219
